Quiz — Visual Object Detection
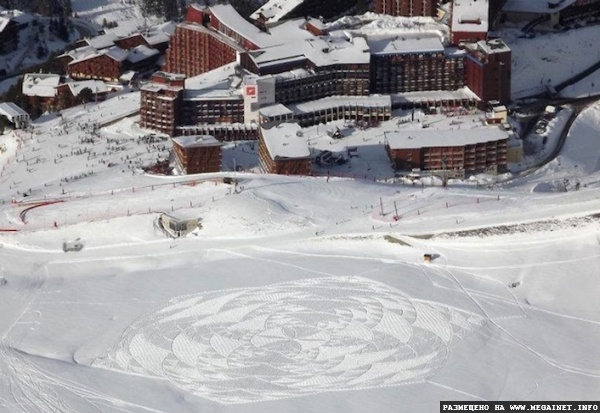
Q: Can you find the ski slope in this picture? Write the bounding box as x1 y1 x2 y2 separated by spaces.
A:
1 97 600 411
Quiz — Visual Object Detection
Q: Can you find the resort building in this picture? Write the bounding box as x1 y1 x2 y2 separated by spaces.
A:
385 126 509 175
171 135 222 174
258 122 312 175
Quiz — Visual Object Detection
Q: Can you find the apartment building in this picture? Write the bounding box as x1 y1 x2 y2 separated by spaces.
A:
258 122 312 175
465 38 511 104
163 23 243 77
171 135 222 174
140 72 185 136
369 36 466 94
385 127 509 175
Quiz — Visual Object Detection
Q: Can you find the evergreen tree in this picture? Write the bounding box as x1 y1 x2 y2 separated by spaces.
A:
78 87 94 104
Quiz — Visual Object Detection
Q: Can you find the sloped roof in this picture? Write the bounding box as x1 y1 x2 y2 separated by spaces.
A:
127 44 159 63
86 32 118 49
22 73 60 97
250 0 304 25
67 80 109 97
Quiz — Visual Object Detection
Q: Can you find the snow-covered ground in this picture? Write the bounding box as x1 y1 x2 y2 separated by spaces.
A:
71 0 162 36
500 26 600 99
1 92 600 410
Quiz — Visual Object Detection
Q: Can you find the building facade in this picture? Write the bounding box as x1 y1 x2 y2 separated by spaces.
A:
373 0 438 17
370 47 465 94
259 123 312 175
163 23 242 78
171 135 222 174
385 127 509 175
68 48 128 82
176 124 259 141
465 39 511 104
260 95 392 127
140 72 185 136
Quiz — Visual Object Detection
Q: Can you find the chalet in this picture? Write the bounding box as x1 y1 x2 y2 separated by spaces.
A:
172 135 222 174
68 46 129 82
126 44 160 73
56 80 110 107
67 45 159 82
114 33 149 50
258 122 311 175
22 73 61 112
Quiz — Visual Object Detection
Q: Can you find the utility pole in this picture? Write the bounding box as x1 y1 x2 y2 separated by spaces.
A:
441 155 448 188
233 157 237 193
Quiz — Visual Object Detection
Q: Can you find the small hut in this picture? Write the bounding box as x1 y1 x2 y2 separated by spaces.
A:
156 213 201 238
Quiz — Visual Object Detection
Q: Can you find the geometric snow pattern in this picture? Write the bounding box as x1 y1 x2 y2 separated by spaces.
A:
95 276 484 404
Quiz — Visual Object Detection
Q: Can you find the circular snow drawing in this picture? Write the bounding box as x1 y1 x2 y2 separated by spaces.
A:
97 277 484 404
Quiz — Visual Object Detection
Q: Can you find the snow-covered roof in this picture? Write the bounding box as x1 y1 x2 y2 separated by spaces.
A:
60 45 98 62
176 22 246 53
119 71 136 82
210 4 270 45
250 0 304 25
209 5 311 48
86 32 118 49
172 135 222 148
68 46 129 65
144 31 170 46
306 17 327 31
250 34 371 70
259 103 294 118
153 21 177 36
0 102 28 119
385 126 510 150
476 38 510 55
67 80 109 97
106 46 129 62
503 0 577 14
260 122 311 159
141 82 183 97
289 95 391 114
22 73 60 97
127 45 159 63
368 34 444 55
305 36 371 67
84 32 118 49
154 71 187 82
391 87 480 104
452 0 489 34
184 86 242 101
248 46 307 69
185 63 240 90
